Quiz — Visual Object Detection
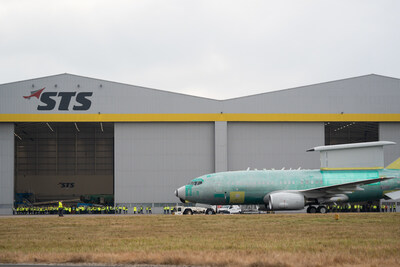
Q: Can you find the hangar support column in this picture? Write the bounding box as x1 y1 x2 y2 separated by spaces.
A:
215 121 228 172
0 123 14 215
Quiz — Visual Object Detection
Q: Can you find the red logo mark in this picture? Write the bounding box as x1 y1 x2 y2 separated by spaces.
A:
23 87 45 99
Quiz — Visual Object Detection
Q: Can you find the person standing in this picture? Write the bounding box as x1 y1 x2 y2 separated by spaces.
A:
58 201 63 217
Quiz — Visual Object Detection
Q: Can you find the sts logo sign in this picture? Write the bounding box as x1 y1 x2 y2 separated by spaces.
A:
23 87 93 111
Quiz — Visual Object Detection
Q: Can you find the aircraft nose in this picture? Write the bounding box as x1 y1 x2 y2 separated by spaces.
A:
175 186 185 199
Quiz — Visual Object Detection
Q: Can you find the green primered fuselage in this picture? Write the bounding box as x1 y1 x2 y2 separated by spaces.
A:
181 169 400 205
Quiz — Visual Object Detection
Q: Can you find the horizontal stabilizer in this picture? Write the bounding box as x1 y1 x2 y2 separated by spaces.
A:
384 190 400 200
307 141 396 170
307 141 396 152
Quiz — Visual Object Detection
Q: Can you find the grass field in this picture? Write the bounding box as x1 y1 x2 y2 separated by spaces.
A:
0 213 399 267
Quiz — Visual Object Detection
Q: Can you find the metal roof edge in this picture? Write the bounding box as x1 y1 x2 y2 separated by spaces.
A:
0 73 219 102
1 73 399 101
223 74 400 101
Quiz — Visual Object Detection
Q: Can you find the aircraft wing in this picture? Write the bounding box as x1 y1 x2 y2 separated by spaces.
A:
299 177 393 199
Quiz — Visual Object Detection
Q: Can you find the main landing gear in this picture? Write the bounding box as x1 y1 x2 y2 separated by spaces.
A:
306 205 327 214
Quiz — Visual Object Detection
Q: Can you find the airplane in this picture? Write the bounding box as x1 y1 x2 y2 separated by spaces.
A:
23 87 45 99
175 141 400 213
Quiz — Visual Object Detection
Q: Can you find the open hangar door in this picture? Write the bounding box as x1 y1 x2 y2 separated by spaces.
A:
14 122 114 206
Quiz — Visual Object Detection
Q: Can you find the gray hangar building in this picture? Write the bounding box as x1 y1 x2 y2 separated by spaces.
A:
1 73 400 214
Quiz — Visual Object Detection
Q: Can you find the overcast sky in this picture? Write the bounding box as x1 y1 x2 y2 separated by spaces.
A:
1 1 399 99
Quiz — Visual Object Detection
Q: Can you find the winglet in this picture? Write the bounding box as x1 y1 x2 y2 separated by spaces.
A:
386 157 400 169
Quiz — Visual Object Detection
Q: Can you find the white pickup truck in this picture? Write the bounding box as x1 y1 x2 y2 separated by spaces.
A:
174 205 216 215
217 205 242 214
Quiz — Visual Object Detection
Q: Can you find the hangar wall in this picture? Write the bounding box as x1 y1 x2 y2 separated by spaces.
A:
223 75 400 114
0 123 14 215
0 74 219 115
1 74 399 117
115 122 215 207
215 121 228 172
114 121 324 208
1 74 400 213
227 122 323 170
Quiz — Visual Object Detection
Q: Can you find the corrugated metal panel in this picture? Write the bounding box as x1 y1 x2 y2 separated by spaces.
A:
223 75 400 114
215 121 227 172
115 122 214 204
0 123 14 214
0 74 220 115
1 74 400 116
227 122 323 170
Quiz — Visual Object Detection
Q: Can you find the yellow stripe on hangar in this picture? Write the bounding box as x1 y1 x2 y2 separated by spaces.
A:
0 113 400 122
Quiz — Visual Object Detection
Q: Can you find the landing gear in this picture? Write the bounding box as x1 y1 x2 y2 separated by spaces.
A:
317 206 327 214
307 206 317 213
307 205 327 214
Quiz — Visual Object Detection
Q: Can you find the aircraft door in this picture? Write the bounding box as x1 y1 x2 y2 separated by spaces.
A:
214 183 227 204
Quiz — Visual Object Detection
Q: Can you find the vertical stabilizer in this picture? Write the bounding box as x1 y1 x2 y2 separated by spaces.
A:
386 157 400 169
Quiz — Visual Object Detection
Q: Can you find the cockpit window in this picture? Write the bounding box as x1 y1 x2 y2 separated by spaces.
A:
189 178 204 186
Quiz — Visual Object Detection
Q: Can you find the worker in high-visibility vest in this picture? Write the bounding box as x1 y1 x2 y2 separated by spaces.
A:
58 201 63 217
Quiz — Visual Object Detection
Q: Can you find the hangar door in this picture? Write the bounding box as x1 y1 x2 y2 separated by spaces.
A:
115 122 215 205
227 122 323 171
14 122 114 204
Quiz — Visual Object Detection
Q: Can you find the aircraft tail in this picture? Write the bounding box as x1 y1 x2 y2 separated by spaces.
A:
386 157 400 169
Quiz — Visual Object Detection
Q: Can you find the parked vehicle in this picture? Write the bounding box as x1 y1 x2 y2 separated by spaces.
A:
174 205 207 215
218 205 242 214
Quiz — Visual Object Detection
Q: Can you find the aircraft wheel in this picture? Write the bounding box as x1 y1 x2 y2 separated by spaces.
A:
307 206 317 213
184 209 193 215
317 206 327 214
